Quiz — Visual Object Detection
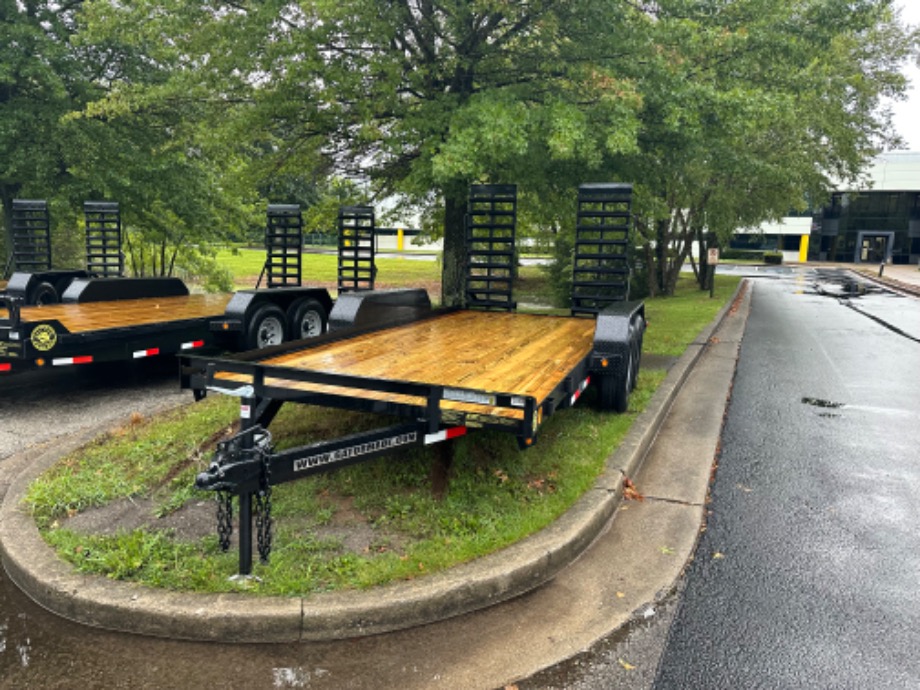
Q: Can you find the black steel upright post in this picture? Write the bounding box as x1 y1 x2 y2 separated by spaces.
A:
238 397 257 576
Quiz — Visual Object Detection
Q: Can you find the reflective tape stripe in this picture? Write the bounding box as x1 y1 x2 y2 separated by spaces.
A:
570 376 591 406
133 348 161 359
0 363 11 372
181 340 205 350
52 356 93 366
424 426 467 445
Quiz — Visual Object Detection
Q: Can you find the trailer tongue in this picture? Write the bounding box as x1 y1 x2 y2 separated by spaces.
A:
183 183 647 576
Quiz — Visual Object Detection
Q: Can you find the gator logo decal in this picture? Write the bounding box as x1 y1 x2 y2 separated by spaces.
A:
30 324 58 351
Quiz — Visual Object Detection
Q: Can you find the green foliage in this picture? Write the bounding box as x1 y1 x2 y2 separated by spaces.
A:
614 0 916 294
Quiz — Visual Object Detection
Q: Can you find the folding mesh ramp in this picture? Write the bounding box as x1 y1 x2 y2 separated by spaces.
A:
84 201 124 277
264 204 303 287
571 183 633 316
337 205 376 293
465 184 517 311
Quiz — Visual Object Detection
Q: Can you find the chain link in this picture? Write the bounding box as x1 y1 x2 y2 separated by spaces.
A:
216 491 233 552
255 441 273 563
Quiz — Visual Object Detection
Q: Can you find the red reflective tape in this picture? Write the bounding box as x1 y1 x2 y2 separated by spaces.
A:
133 348 161 359
424 426 468 445
53 356 93 366
570 376 591 406
0 363 11 372
181 340 205 350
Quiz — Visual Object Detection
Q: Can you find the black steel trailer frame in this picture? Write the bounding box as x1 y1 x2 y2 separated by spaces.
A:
181 183 647 576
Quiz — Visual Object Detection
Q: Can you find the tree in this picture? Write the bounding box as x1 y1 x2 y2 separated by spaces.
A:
0 1 256 281
79 1 645 304
0 0 89 264
611 0 916 294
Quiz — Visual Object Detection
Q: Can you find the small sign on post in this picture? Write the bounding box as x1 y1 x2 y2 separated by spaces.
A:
707 248 719 298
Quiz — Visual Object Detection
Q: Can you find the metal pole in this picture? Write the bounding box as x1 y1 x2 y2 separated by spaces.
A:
239 492 253 575
709 264 716 298
238 397 256 575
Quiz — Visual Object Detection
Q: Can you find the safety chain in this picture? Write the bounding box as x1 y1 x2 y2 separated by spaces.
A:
255 435 274 563
216 491 233 552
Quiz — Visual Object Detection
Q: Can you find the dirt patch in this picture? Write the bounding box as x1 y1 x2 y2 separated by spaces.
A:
62 491 407 556
63 497 218 542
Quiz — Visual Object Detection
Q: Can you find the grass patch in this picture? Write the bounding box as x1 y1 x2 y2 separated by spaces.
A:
24 274 740 595
216 248 549 303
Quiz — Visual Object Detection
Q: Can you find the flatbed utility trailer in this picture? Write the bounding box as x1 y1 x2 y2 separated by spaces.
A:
182 183 646 575
0 204 336 375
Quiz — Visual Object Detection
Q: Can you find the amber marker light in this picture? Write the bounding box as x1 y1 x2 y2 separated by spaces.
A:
35 358 46 367
601 358 609 368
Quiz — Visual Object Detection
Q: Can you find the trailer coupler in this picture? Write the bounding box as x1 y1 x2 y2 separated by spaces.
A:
196 426 273 495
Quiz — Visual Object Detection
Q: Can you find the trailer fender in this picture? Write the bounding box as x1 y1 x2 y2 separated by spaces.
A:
591 300 646 412
328 288 432 332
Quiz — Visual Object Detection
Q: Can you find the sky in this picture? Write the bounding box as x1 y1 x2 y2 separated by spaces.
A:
888 1 920 151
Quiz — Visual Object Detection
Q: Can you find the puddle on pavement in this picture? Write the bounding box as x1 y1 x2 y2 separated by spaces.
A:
801 397 845 409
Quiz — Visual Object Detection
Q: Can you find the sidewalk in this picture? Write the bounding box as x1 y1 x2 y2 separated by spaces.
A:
847 262 920 296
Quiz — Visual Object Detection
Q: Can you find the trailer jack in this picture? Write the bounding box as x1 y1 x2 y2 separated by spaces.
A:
196 418 465 575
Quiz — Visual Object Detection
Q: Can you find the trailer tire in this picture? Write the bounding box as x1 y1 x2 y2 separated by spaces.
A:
30 281 59 306
245 304 287 349
287 298 327 339
599 349 633 413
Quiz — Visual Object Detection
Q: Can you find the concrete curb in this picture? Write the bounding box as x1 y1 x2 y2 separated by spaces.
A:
0 284 743 643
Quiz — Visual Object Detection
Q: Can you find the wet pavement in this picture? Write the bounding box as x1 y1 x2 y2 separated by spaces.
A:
653 267 920 688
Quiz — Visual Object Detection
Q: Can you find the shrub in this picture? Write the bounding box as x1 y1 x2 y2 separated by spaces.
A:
764 251 783 265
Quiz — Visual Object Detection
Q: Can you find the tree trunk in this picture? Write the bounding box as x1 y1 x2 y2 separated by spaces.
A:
441 189 468 307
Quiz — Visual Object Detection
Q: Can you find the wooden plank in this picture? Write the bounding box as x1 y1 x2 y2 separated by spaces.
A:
222 311 598 417
16 294 232 333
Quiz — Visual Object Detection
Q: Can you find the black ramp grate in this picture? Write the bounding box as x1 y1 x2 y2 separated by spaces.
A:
11 199 52 272
338 205 376 293
465 184 517 311
84 201 124 277
265 204 303 287
571 183 633 316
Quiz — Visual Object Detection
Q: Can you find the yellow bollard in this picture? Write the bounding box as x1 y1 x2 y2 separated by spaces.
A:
397 228 404 252
798 234 809 263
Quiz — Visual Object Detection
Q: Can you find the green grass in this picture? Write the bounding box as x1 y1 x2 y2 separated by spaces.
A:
24 273 740 595
217 248 548 301
642 274 740 356
217 248 443 291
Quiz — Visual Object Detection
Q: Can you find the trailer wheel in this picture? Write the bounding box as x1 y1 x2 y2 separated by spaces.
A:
287 298 327 339
599 350 633 413
31 282 59 306
245 304 287 349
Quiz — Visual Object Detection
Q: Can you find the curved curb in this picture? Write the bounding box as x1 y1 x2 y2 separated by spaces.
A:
0 285 742 643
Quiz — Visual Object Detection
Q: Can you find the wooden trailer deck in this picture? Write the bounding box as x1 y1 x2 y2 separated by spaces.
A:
210 310 598 421
3 293 232 332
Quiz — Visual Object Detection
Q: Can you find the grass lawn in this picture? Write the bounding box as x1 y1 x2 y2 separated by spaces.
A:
25 273 741 595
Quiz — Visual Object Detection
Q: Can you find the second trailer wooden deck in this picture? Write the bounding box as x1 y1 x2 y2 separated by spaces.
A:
5 293 233 333
209 310 598 422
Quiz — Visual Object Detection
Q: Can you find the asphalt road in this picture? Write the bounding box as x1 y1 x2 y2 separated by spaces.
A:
652 268 920 688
